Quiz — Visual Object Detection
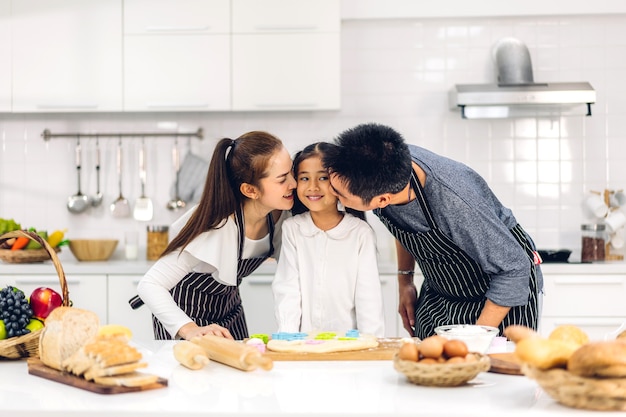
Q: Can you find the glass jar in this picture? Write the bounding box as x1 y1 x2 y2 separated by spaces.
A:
581 224 606 262
146 225 169 261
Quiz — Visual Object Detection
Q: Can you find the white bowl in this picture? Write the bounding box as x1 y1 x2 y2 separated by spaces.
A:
434 324 499 354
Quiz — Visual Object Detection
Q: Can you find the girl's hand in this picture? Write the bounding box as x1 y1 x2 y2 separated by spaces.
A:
178 322 234 340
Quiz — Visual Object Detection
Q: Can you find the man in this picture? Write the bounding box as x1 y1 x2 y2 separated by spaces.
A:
323 123 542 339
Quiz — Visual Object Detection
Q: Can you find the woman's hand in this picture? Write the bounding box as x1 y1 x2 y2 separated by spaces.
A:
177 322 234 340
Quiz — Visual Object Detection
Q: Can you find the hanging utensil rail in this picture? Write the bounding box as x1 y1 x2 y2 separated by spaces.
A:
41 127 203 141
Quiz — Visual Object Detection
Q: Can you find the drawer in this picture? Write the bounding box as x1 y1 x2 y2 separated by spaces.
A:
542 275 626 317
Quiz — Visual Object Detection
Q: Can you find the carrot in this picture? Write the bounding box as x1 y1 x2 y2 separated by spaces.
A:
11 236 30 250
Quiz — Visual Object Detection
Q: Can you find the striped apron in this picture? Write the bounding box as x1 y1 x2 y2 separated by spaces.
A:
375 170 540 339
135 209 274 341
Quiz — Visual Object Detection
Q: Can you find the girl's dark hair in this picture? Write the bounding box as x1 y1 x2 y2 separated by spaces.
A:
162 131 284 257
292 142 365 221
322 123 412 205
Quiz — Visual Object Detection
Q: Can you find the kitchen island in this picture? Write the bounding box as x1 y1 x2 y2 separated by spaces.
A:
0 340 612 417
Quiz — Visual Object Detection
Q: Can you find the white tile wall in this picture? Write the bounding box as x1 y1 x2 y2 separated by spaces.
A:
2 14 626 263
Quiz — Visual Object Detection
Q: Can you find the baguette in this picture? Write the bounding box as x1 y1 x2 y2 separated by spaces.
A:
93 372 159 387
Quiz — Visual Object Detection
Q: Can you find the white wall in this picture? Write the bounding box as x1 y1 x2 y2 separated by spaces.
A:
2 13 626 263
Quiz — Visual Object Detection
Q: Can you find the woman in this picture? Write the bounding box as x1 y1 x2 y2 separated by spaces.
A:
272 142 385 336
135 131 296 340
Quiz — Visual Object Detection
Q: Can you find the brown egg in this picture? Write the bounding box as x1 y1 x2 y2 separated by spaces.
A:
418 358 438 365
464 353 478 363
419 336 446 359
443 339 469 358
446 356 466 364
398 342 419 362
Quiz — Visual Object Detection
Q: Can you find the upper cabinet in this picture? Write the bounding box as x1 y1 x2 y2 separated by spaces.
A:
11 0 123 112
2 0 341 113
231 0 340 111
0 0 10 111
123 0 231 111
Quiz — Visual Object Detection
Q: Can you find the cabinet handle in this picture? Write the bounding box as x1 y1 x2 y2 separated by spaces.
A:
254 25 318 31
246 278 273 285
37 104 99 109
145 26 211 32
554 277 624 285
253 103 318 109
146 103 211 109
552 320 625 327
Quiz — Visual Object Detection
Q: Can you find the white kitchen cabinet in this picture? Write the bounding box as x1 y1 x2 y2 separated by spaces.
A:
0 0 10 111
539 274 626 340
107 275 154 341
239 274 277 335
0 274 107 325
11 0 123 112
123 0 231 111
231 0 340 111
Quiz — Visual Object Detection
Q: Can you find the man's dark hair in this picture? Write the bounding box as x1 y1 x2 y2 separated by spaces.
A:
322 123 412 204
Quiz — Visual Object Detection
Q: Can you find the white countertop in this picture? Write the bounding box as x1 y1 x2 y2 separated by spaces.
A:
0 340 610 417
3 254 626 276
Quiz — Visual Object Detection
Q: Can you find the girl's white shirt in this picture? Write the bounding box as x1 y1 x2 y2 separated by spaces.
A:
272 211 385 337
137 204 285 338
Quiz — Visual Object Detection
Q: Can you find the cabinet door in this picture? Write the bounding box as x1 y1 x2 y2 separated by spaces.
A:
232 0 340 33
542 275 626 317
107 275 154 341
0 0 10 111
123 35 230 111
239 274 277 335
124 0 230 34
232 33 340 111
11 0 122 112
5 274 107 325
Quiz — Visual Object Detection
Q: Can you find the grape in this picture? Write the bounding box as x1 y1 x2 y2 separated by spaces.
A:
0 286 33 339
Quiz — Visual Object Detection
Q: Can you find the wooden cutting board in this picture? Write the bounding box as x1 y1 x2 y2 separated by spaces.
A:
27 358 168 394
263 338 403 361
487 352 523 375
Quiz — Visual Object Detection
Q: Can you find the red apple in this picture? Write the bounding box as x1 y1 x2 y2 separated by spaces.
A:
29 287 63 320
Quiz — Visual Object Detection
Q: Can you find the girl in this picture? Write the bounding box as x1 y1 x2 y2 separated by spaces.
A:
272 142 385 336
135 131 297 340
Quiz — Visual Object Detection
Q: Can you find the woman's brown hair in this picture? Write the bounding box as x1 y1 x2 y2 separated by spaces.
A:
162 131 284 257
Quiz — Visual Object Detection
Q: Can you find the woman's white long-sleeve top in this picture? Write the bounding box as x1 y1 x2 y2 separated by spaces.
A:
272 212 385 337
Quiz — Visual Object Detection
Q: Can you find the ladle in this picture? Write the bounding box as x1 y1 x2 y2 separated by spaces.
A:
167 137 186 211
133 137 154 221
110 137 131 218
91 136 103 207
67 136 91 214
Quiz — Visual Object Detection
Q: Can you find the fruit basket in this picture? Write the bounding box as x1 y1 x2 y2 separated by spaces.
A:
393 353 491 387
0 246 61 263
522 364 626 411
0 230 70 359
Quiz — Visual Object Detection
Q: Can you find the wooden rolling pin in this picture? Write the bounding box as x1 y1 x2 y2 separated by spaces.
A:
173 340 210 370
191 335 273 372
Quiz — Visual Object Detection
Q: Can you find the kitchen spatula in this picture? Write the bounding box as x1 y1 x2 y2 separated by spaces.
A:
133 138 154 221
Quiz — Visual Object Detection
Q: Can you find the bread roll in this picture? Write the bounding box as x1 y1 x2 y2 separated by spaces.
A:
514 337 579 370
39 307 100 371
503 325 539 343
567 341 626 377
548 325 589 347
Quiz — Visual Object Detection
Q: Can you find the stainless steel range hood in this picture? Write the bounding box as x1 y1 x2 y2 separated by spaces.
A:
449 38 596 119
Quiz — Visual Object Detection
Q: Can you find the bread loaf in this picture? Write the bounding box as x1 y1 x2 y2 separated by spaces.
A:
567 341 626 377
39 307 100 371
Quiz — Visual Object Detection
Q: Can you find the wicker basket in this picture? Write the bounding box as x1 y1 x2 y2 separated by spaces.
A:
0 246 61 263
393 353 491 387
0 230 70 359
522 364 626 411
